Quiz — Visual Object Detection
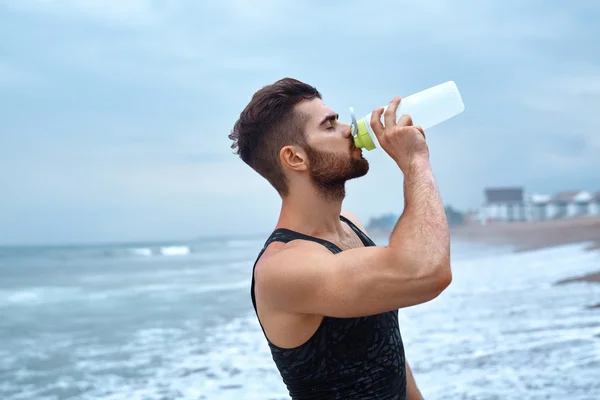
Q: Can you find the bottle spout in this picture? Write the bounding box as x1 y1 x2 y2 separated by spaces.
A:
350 107 377 151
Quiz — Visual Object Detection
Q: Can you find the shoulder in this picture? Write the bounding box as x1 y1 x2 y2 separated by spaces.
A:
254 239 332 286
253 239 335 309
341 209 369 235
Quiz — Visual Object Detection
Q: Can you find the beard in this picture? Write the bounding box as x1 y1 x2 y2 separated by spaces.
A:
304 141 369 203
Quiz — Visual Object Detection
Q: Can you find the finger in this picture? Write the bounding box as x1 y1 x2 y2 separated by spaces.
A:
370 107 385 138
414 125 425 139
384 96 401 128
397 114 413 127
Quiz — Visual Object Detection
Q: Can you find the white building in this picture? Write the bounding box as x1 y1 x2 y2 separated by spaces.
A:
550 191 592 218
480 188 600 224
589 192 600 216
480 187 525 224
525 194 551 221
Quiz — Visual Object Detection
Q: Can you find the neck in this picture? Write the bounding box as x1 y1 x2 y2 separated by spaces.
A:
277 183 346 237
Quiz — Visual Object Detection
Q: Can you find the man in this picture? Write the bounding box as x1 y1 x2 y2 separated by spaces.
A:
229 78 451 399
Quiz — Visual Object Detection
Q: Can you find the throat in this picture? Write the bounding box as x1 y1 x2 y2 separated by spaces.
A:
314 182 346 203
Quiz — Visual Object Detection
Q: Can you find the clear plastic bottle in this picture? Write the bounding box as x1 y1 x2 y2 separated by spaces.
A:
350 81 465 150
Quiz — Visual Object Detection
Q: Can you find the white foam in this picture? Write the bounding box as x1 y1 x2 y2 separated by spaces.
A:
396 243 600 399
36 320 289 400
193 280 249 294
159 246 191 256
0 278 249 308
0 289 41 304
226 239 265 249
2 242 599 399
0 287 82 306
130 247 153 257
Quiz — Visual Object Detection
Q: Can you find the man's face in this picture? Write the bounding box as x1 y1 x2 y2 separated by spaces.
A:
296 99 369 199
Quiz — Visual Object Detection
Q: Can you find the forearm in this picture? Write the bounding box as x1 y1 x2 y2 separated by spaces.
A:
405 361 424 400
389 157 450 273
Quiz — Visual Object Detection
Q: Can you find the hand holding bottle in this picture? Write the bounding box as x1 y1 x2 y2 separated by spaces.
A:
369 97 429 173
351 81 465 152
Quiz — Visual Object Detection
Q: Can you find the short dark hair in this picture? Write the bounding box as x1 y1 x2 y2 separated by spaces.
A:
229 77 321 196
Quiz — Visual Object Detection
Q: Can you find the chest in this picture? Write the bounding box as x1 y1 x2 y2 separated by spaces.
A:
326 228 367 251
322 312 405 366
335 236 364 251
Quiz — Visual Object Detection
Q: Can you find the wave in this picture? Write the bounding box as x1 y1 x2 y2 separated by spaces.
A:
0 280 250 307
129 247 153 257
2 243 600 399
226 239 265 249
0 287 83 306
126 245 192 258
0 238 266 263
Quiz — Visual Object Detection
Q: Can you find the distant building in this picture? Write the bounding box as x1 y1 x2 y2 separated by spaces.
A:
525 194 551 221
589 192 600 216
550 191 592 218
481 187 525 224
478 187 600 225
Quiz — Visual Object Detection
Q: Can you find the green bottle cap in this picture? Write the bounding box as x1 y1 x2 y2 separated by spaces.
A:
350 107 377 151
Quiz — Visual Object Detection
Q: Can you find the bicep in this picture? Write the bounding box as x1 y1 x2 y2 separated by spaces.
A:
256 242 445 319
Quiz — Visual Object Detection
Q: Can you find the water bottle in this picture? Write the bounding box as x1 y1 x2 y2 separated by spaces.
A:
350 81 465 151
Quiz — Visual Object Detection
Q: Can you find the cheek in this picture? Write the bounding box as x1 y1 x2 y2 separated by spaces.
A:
309 130 345 149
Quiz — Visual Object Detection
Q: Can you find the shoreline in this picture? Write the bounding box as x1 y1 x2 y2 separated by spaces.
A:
372 216 600 285
450 216 600 285
450 216 600 253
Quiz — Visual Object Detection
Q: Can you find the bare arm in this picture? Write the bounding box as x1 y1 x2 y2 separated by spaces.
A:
378 99 450 289
388 156 451 287
341 216 429 399
255 157 450 318
406 361 424 400
255 98 451 319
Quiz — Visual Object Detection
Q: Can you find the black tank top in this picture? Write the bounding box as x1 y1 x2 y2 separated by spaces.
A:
250 216 406 399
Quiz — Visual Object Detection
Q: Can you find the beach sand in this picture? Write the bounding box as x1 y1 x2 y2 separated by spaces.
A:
451 216 600 252
451 216 600 285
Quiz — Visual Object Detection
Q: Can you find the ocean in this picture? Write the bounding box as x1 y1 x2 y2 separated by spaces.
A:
1 235 599 400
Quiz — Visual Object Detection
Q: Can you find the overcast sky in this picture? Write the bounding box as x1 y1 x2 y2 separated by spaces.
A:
1 0 598 245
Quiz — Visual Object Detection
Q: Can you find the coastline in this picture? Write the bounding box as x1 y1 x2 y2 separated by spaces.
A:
450 216 600 285
450 216 600 252
372 216 600 285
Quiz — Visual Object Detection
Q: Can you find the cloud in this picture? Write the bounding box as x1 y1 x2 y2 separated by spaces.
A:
3 0 286 95
1 0 599 244
521 64 600 126
6 0 157 28
516 61 600 178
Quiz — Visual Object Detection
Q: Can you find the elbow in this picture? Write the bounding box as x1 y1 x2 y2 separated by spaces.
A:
432 258 452 295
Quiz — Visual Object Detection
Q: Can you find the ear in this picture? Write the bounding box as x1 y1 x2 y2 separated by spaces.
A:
280 145 308 172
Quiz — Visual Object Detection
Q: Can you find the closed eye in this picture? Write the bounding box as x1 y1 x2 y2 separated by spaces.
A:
326 116 338 130
320 113 339 129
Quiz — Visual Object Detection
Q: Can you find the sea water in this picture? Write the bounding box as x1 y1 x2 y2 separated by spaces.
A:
0 235 599 399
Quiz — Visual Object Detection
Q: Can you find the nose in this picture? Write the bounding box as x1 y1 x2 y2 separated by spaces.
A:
342 122 352 138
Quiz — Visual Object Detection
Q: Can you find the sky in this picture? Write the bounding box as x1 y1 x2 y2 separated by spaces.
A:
0 0 598 245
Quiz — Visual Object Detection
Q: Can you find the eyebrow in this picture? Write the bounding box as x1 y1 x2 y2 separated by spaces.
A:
319 113 339 126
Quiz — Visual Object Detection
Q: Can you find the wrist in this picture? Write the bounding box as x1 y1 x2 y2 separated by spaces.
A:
398 154 431 173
